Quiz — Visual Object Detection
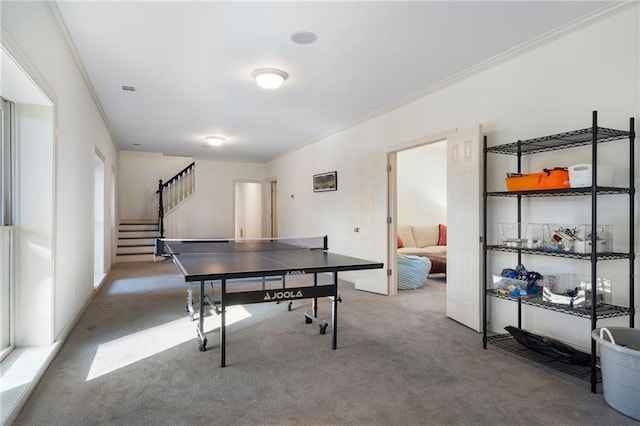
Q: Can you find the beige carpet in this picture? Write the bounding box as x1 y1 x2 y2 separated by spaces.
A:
14 261 636 425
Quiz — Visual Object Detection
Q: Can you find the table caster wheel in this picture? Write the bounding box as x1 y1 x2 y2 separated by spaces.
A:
199 339 207 352
288 302 292 311
305 317 313 324
319 325 327 335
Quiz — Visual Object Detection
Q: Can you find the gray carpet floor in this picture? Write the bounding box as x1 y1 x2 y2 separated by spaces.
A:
14 261 637 425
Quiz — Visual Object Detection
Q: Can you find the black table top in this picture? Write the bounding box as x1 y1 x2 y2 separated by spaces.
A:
163 239 383 282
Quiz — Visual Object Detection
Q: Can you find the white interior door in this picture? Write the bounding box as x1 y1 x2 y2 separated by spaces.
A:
446 125 483 331
355 152 389 294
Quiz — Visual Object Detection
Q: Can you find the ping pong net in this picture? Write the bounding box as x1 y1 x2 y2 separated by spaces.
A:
156 236 328 256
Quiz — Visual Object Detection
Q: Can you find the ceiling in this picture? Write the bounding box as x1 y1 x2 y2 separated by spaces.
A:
53 1 610 163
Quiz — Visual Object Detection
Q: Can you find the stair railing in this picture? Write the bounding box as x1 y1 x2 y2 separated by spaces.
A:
156 161 195 237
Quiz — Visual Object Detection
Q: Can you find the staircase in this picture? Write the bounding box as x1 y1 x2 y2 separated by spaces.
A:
116 221 159 262
116 161 195 263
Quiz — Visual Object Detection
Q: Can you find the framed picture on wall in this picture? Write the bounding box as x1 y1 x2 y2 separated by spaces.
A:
313 171 337 192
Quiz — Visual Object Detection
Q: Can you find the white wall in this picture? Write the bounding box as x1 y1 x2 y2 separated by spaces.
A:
266 5 639 349
118 152 266 236
119 151 194 221
397 143 447 226
2 1 119 344
163 159 265 238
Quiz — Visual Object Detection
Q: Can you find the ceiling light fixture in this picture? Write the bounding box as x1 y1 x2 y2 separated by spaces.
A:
251 68 289 90
205 136 225 147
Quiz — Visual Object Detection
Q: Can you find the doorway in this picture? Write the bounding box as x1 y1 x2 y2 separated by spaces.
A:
270 180 278 238
397 141 447 231
94 151 105 287
234 181 262 239
388 125 483 331
396 140 447 290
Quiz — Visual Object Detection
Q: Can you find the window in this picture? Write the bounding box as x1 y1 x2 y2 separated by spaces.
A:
0 97 15 360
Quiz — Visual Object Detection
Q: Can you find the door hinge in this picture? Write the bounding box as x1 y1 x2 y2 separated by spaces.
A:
387 164 392 172
387 217 392 224
387 269 392 276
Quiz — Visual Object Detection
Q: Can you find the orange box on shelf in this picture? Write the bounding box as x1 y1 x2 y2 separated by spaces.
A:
539 168 570 189
504 173 542 191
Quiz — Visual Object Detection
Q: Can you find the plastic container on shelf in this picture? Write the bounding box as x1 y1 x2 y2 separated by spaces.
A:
499 223 525 247
592 327 640 420
573 224 613 253
543 273 611 308
544 224 579 252
538 168 570 189
498 223 545 249
504 173 542 191
568 164 614 188
544 224 612 254
492 275 544 297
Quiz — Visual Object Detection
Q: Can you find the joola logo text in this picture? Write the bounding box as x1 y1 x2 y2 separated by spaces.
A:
263 290 304 301
286 270 306 275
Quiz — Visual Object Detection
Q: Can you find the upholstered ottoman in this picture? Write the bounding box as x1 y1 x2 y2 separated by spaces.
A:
397 254 432 290
427 252 447 274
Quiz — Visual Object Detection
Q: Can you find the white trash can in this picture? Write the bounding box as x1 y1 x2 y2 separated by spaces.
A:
592 327 640 420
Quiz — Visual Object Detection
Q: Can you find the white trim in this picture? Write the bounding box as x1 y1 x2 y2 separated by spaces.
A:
2 35 58 347
267 1 634 163
0 31 56 107
0 227 14 364
385 127 457 295
47 1 119 149
386 128 455 154
0 342 61 425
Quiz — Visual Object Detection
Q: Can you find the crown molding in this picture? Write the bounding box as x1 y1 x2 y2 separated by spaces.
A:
47 1 120 153
268 1 637 163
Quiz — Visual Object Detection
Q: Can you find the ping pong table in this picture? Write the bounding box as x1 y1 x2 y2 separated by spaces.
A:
157 236 383 367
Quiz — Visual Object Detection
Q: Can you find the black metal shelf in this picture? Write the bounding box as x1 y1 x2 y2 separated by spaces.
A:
486 186 632 197
482 111 636 394
486 334 598 383
486 290 633 319
486 245 631 260
485 127 632 155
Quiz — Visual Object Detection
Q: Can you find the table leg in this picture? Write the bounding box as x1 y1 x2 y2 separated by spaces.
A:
221 278 226 367
303 273 327 334
187 282 195 321
332 271 338 350
197 281 207 351
313 273 318 318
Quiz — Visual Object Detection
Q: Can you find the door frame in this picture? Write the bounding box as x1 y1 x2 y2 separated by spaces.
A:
387 127 484 332
232 179 264 239
269 180 278 238
387 127 456 294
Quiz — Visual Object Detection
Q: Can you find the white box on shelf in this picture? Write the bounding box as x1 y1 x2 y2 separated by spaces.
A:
568 164 614 188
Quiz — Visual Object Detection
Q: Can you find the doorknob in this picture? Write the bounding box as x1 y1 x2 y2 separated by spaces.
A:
354 227 359 233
